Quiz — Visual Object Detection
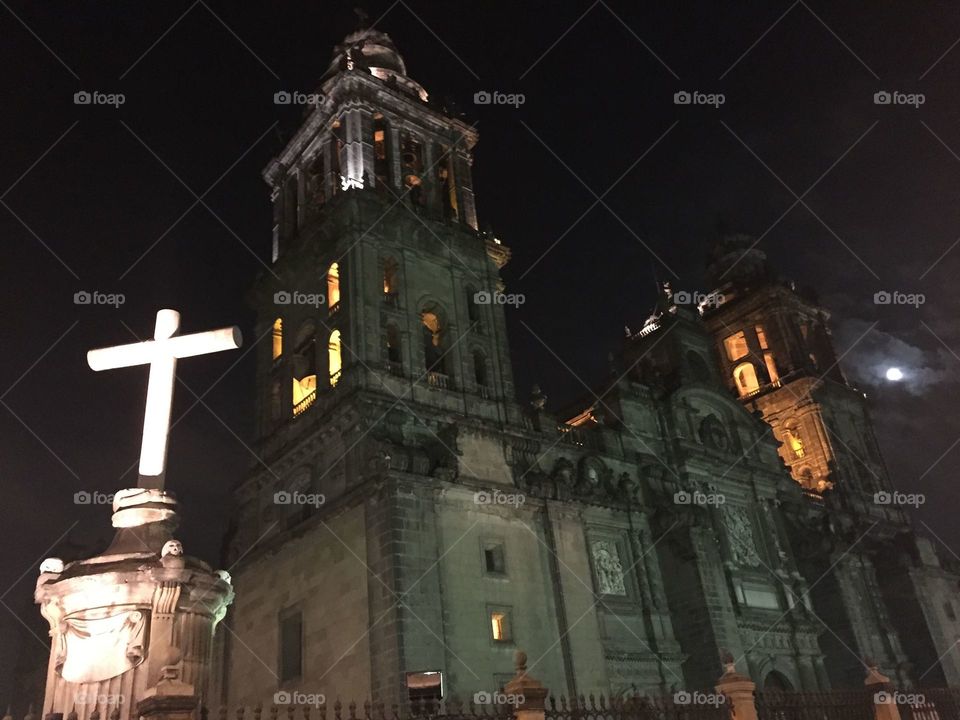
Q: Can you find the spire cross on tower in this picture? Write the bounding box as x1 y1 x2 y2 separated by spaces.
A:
87 309 242 489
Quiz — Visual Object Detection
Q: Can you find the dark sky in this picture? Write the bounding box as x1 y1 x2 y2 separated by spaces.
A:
3 0 960 693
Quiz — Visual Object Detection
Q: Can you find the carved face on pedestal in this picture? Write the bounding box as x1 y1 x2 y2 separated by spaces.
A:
161 540 183 558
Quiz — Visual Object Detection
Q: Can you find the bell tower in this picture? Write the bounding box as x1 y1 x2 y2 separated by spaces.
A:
224 24 525 705
700 233 889 500
250 26 517 441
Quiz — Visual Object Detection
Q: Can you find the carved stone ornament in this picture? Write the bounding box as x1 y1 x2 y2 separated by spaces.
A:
722 505 761 567
700 414 730 452
57 608 147 683
591 540 627 596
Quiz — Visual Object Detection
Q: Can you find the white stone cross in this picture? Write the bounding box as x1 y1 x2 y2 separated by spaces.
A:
87 309 242 487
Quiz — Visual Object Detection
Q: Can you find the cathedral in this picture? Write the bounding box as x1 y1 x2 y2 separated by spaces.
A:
213 25 960 706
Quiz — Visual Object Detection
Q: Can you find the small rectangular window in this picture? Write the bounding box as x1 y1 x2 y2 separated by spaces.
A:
484 543 506 574
279 610 303 682
724 331 749 361
946 601 957 621
490 610 511 642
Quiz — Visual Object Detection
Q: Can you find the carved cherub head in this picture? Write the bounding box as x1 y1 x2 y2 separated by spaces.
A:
161 539 184 558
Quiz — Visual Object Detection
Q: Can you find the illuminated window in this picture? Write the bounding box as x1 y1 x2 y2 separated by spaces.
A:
383 257 398 295
328 329 342 386
785 429 805 458
422 311 444 373
272 318 283 360
724 331 749 361
292 374 317 415
733 362 760 397
490 610 511 642
327 262 340 309
764 352 780 383
756 325 769 350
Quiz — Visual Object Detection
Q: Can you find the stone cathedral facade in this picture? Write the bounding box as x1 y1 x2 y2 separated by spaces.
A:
214 26 960 706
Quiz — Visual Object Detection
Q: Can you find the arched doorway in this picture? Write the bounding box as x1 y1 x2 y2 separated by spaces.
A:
763 670 794 692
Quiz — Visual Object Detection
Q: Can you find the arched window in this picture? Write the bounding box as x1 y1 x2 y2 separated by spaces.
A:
473 350 488 395
327 262 341 311
272 317 283 360
733 362 760 397
421 310 445 374
328 329 342 386
386 325 402 366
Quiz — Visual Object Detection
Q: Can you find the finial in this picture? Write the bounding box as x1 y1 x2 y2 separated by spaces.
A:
354 7 370 29
514 649 527 674
529 385 547 411
719 649 736 675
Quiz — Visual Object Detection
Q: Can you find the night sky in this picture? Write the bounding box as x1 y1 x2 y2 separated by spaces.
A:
3 0 960 693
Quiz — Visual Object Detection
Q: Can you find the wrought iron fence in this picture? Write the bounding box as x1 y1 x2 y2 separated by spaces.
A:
754 690 874 720
899 687 960 720
544 693 730 720
199 700 513 720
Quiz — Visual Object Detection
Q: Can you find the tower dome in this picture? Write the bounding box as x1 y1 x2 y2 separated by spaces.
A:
320 27 427 101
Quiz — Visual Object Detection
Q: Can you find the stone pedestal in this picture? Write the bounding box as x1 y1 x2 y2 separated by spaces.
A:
715 659 758 720
865 665 902 720
505 650 548 720
34 489 233 720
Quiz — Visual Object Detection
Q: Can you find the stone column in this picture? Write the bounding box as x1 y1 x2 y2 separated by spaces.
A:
865 664 901 720
505 651 548 720
715 657 758 720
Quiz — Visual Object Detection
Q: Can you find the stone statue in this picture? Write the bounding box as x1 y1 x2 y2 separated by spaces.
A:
592 540 627 596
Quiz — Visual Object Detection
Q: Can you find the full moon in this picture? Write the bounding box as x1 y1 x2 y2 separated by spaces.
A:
886 367 904 381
